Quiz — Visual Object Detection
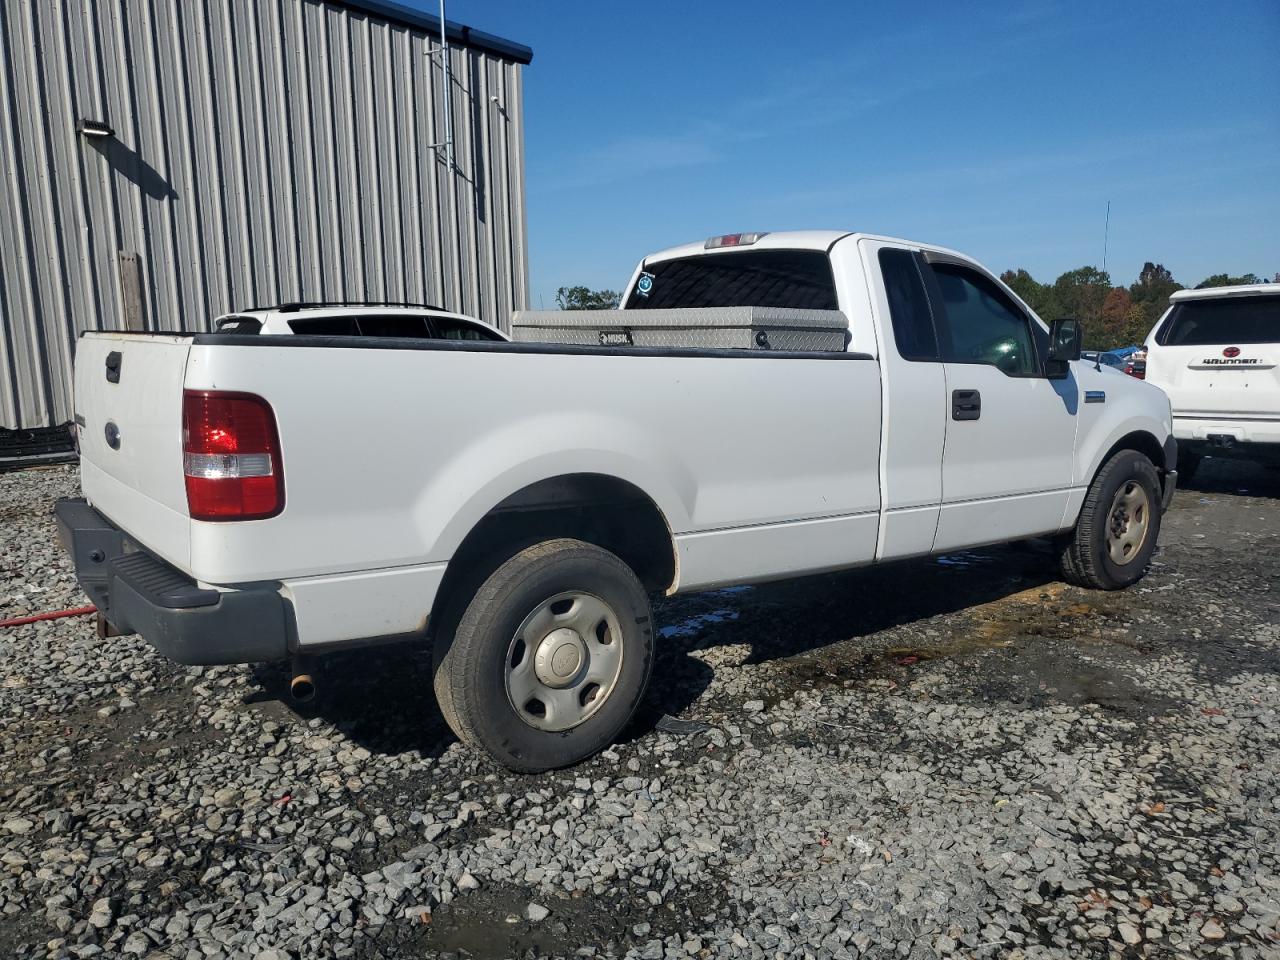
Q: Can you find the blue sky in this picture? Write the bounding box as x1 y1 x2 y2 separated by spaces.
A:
433 0 1278 306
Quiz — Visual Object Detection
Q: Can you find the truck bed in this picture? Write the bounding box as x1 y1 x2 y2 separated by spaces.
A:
74 331 882 648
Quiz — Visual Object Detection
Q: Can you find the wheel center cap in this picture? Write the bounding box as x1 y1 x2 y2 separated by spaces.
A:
535 628 586 688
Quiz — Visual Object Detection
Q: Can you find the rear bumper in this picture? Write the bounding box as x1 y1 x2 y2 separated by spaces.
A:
1172 414 1280 448
55 498 290 665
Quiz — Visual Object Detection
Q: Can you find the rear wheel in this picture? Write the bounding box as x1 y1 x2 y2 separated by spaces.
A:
1059 450 1162 590
433 538 654 772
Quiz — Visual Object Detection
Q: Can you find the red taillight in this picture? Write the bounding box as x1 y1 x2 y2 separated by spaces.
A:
182 390 283 521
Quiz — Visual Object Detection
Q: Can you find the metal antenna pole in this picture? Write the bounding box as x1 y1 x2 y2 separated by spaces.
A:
1102 200 1111 276
439 0 462 310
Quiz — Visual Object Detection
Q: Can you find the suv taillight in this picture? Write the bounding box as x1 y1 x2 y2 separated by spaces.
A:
182 390 284 521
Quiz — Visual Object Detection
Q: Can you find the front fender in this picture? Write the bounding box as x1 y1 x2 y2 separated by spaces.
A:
1072 370 1172 486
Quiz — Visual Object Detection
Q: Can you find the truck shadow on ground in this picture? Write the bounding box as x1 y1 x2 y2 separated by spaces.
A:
254 539 1063 762
1178 455 1280 499
249 644 456 760
631 539 1062 732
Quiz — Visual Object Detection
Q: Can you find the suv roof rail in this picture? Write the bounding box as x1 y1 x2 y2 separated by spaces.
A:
238 300 451 314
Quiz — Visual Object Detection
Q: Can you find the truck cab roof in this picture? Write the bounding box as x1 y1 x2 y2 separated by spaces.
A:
639 230 977 266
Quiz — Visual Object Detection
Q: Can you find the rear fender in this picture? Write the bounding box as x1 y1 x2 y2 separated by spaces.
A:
420 411 694 564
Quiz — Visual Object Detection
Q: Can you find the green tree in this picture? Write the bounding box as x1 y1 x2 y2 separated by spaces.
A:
1096 287 1135 349
555 285 621 310
1195 272 1263 288
1129 262 1182 326
1051 266 1111 341
1000 269 1064 322
1000 268 1042 306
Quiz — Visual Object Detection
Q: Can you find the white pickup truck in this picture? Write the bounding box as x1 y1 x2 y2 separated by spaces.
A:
1142 283 1279 480
58 231 1177 771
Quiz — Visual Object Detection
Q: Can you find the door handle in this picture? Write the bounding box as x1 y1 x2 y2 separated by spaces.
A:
105 351 122 384
952 389 981 421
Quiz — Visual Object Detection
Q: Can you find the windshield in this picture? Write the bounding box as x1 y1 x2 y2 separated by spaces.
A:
1156 296 1279 346
624 250 838 310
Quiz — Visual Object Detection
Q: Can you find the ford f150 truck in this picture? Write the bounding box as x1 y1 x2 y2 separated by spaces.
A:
1142 283 1279 480
58 231 1177 771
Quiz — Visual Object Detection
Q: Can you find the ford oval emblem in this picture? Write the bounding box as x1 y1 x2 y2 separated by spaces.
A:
1223 346 1241 358
104 421 121 450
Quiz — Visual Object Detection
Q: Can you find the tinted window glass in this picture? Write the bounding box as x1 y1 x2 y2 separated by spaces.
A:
878 249 937 360
432 318 502 341
357 316 430 338
930 264 1037 375
624 250 838 310
1157 296 1279 346
215 316 262 334
288 316 358 335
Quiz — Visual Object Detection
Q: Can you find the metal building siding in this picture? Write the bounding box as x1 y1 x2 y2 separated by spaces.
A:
0 0 529 430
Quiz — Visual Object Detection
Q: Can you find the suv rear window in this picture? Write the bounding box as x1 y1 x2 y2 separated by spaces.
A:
624 250 838 310
215 316 262 334
1157 296 1279 346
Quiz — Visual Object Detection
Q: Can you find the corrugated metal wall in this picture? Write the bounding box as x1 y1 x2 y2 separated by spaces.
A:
0 0 529 430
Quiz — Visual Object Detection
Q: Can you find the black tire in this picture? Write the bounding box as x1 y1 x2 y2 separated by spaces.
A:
432 538 654 772
1058 450 1162 590
1176 448 1201 484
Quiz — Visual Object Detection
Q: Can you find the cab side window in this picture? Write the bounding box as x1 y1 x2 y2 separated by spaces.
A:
878 248 939 361
929 264 1038 376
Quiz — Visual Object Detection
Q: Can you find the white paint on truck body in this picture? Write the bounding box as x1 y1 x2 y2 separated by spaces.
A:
72 232 1173 650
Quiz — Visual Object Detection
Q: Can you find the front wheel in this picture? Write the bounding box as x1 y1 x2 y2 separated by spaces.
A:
432 538 654 772
1058 450 1163 590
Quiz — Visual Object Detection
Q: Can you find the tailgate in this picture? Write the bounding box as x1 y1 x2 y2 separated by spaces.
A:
74 333 193 571
1148 342 1280 418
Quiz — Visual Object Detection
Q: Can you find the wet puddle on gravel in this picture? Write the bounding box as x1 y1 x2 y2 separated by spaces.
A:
379 881 715 959
768 575 1184 720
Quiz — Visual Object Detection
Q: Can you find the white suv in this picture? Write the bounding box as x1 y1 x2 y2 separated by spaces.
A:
214 302 508 342
1144 284 1279 479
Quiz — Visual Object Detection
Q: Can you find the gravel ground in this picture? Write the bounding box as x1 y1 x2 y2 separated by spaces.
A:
1 459 1278 960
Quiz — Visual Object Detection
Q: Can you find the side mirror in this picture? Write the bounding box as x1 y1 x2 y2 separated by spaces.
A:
1044 318 1083 379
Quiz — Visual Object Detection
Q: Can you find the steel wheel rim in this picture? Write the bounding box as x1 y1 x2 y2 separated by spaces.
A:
504 591 624 732
1106 480 1150 565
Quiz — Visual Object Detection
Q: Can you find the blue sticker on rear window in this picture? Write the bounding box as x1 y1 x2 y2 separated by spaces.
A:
635 272 654 298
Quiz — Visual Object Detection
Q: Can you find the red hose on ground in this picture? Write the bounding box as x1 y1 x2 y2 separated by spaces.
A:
0 605 97 628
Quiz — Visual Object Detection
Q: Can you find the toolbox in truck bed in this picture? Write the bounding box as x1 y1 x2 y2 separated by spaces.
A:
511 307 850 352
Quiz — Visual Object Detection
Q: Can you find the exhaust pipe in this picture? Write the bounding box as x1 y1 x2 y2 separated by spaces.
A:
290 656 316 702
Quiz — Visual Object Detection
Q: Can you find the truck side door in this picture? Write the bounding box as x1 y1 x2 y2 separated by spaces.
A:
859 240 947 560
921 257 1079 550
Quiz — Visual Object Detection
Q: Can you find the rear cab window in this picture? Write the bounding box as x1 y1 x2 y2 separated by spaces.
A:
624 250 838 310
1155 295 1280 345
